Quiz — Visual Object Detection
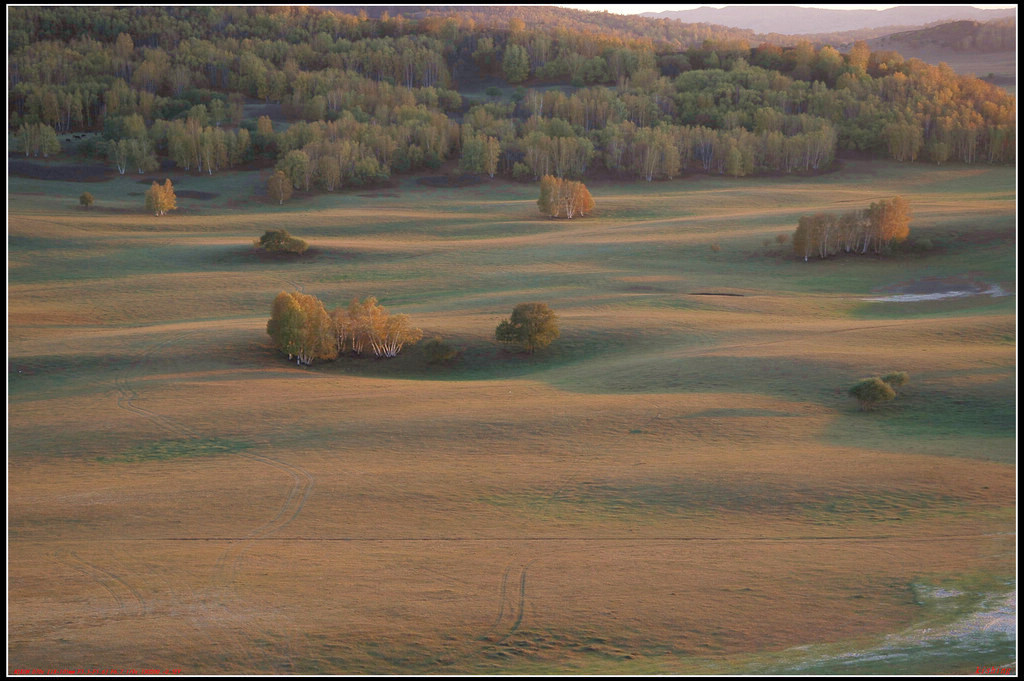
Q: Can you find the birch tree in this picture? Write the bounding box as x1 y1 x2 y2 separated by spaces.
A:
145 179 176 216
267 292 338 366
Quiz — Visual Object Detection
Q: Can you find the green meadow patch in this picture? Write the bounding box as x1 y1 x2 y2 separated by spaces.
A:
825 375 1016 462
98 437 253 463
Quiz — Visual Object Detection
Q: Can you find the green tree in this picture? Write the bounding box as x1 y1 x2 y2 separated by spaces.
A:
267 291 337 366
502 44 530 84
79 192 94 209
848 377 896 411
495 302 560 353
279 149 311 190
267 291 306 361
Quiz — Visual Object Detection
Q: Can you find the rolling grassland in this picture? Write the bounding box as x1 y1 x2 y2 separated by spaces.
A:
7 159 1016 674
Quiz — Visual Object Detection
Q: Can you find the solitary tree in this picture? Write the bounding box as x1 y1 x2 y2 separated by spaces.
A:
848 377 896 411
496 302 560 353
267 170 293 205
145 179 177 216
79 192 94 209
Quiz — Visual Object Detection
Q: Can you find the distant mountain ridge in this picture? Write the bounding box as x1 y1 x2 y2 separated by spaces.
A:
641 5 1016 35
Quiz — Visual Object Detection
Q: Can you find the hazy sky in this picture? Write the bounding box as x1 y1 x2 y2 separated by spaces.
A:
556 4 1017 14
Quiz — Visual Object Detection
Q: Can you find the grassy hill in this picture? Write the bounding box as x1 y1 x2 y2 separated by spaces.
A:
8 155 1016 674
863 18 1016 89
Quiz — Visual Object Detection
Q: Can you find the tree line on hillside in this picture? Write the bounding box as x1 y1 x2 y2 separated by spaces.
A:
793 196 911 260
9 5 1014 192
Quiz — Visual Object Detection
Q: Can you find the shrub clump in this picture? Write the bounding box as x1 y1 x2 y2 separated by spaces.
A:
255 229 308 255
423 336 459 364
849 377 896 411
496 302 560 354
849 371 909 411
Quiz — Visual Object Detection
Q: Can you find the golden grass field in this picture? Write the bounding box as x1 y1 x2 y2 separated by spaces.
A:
7 158 1016 674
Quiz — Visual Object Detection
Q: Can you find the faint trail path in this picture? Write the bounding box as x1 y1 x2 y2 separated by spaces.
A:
53 549 147 618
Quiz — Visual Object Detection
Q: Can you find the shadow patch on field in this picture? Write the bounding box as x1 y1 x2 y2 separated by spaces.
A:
824 379 1016 462
548 354 852 402
210 244 391 268
690 292 745 297
9 355 124 399
9 159 113 182
176 190 219 200
293 328 651 383
481 479 964 524
97 437 253 463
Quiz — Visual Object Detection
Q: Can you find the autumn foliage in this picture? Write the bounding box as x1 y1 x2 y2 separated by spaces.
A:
793 196 911 260
537 175 595 219
144 179 177 216
268 292 422 365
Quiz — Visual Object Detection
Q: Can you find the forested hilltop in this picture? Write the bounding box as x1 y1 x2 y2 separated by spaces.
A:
9 5 1015 191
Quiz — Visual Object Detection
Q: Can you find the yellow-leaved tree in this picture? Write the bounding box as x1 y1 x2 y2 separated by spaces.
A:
145 179 177 216
267 291 337 365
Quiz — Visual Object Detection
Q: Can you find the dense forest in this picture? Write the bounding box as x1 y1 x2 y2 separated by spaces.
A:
8 5 1015 192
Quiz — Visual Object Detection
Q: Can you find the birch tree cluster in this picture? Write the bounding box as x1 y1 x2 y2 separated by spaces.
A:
793 196 911 260
537 175 595 219
144 178 177 216
268 292 423 365
15 122 61 157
